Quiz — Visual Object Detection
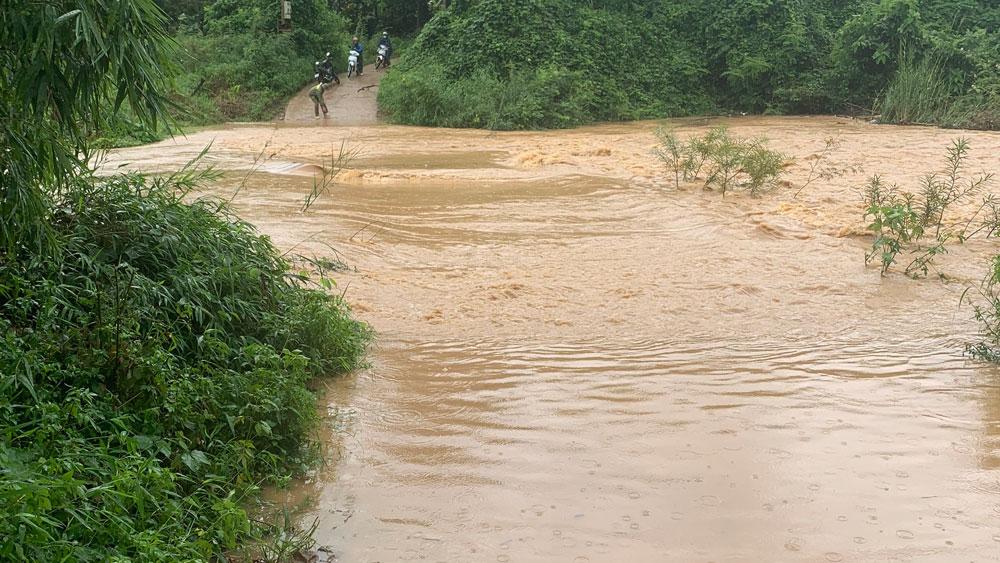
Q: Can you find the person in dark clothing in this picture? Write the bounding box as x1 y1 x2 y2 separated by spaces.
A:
377 31 393 67
350 36 364 75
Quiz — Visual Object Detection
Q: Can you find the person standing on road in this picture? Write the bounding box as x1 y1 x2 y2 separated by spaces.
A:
310 81 332 119
351 36 365 76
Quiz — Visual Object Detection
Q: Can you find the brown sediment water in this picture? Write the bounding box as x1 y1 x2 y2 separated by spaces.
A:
108 114 1000 561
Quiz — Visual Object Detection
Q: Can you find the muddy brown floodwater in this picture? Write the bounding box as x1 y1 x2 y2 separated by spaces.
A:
108 111 1000 561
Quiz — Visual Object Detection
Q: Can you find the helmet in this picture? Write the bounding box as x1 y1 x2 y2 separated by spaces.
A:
382 31 388 36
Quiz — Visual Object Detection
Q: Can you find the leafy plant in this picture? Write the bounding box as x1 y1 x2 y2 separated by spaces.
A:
0 4 369 559
700 130 749 196
375 0 1000 130
863 175 921 274
742 140 787 196
653 128 688 189
656 127 787 197
0 170 370 561
862 138 994 276
965 255 1000 362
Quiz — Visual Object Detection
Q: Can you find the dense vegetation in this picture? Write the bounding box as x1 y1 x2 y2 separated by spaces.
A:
1 1 368 560
154 0 350 127
144 0 432 130
379 0 1000 130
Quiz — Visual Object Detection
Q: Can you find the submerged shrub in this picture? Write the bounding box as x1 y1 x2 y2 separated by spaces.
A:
967 255 1000 362
862 138 994 277
654 128 688 189
0 171 369 561
655 127 787 196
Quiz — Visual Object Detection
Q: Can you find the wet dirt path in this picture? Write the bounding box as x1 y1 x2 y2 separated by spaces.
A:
282 66 380 125
108 116 1000 561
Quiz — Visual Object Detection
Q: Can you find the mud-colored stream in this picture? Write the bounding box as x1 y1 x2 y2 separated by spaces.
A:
109 114 1000 561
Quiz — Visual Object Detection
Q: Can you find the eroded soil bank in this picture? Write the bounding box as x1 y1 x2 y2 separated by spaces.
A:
109 116 1000 561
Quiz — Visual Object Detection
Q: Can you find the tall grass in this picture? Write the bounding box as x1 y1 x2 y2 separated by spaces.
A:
0 168 369 561
879 56 970 127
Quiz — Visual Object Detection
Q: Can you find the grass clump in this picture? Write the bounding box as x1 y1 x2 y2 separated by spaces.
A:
655 127 787 196
0 169 369 561
879 56 971 128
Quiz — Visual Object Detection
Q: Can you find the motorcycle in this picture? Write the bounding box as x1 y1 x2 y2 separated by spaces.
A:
314 53 339 84
375 44 390 70
347 49 360 78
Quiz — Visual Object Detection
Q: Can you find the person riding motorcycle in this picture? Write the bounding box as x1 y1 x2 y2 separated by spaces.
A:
377 31 393 67
350 36 364 76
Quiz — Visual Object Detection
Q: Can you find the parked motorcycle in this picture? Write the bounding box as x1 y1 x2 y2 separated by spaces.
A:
314 53 339 84
347 49 360 78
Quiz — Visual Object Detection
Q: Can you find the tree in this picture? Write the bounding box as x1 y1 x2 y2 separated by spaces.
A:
0 1 176 255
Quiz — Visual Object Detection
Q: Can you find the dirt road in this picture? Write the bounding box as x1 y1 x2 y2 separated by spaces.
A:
281 65 380 125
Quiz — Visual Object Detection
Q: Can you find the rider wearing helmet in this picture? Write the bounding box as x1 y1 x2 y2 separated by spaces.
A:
378 31 393 67
350 36 364 75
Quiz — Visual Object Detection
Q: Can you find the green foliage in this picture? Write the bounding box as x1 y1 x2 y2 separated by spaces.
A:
333 0 433 36
832 0 927 107
654 129 688 189
168 0 350 124
379 0 713 129
967 256 1000 362
382 0 1000 130
696 0 837 113
879 55 972 126
0 171 369 561
1 0 176 255
655 127 787 196
379 62 604 129
862 176 925 274
862 138 994 276
2 4 369 559
742 140 788 195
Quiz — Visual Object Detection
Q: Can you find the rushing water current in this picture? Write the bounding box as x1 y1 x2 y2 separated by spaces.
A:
109 115 1000 561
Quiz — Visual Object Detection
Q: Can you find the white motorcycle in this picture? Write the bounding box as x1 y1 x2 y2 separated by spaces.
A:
347 49 360 78
375 44 390 70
